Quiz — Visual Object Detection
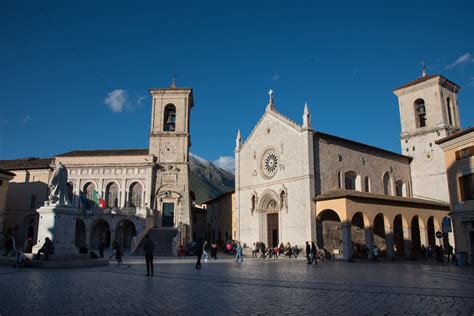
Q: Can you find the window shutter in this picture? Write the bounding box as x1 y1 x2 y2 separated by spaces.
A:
459 176 465 201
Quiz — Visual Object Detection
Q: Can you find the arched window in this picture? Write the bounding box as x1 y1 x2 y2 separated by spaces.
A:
364 176 371 193
105 182 119 208
128 182 143 207
395 180 403 197
344 171 357 190
83 182 96 200
163 104 176 131
251 195 256 212
383 173 392 195
446 97 453 126
414 99 427 128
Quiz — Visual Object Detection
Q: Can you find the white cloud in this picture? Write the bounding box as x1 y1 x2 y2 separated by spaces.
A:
23 114 31 123
137 96 147 106
468 77 474 87
272 73 280 80
445 53 473 69
213 156 235 173
104 89 129 112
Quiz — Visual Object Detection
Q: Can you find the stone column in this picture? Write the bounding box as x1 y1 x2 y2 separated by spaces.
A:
403 227 412 258
341 223 352 261
365 227 374 252
385 226 394 258
419 228 428 248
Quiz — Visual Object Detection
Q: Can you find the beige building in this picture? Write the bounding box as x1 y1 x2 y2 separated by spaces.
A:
0 83 194 255
437 127 474 264
0 168 15 242
236 72 458 260
203 190 235 244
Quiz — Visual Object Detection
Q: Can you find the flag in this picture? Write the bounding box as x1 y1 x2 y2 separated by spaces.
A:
93 190 107 209
80 191 90 210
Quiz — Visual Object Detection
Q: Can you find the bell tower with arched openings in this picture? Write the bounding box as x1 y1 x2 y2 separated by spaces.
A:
148 82 193 231
393 71 461 202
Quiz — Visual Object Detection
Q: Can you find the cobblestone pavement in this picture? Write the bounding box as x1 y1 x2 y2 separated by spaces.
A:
1 256 473 315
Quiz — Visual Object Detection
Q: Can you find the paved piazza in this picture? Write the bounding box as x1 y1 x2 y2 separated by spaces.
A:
1 256 473 315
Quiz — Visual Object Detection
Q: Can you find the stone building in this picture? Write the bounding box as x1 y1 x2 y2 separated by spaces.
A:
0 168 15 243
203 190 235 244
235 72 460 260
0 84 194 255
437 127 474 264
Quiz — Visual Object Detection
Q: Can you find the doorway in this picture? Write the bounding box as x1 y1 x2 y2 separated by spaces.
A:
267 213 278 247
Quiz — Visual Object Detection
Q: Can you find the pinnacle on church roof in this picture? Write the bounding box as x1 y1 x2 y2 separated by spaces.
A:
266 89 275 111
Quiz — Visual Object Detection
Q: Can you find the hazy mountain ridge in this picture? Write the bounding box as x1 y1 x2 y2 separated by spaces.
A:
189 154 235 203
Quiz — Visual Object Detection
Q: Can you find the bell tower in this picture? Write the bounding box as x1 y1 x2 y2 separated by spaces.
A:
393 71 461 202
149 82 193 231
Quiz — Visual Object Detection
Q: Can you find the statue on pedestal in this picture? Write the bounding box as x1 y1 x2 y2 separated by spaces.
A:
47 162 71 206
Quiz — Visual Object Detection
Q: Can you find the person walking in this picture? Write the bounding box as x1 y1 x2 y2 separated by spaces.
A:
373 245 380 263
210 243 218 260
143 235 155 276
252 242 257 258
202 240 209 262
195 239 203 270
109 240 118 260
311 242 318 265
98 241 105 258
306 241 311 264
235 242 243 263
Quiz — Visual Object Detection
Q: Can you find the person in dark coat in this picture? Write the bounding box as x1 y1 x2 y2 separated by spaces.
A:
195 239 203 269
98 241 105 258
306 241 311 264
36 237 53 260
311 242 318 265
143 235 155 276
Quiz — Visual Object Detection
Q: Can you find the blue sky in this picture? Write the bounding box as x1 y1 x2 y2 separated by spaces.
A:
1 0 473 171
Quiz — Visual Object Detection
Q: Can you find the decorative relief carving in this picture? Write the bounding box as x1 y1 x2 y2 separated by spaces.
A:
104 169 111 175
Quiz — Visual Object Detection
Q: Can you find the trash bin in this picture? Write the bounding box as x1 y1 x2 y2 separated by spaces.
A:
456 251 468 266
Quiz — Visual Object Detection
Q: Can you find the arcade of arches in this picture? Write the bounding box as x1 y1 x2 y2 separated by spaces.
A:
315 191 451 260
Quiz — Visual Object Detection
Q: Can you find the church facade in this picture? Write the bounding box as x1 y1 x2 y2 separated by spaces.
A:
235 73 459 260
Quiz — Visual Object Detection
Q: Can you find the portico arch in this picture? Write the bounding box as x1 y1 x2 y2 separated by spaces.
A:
316 209 342 257
350 212 371 259
374 213 393 257
115 219 136 250
411 215 427 257
74 218 86 248
90 219 111 249
393 214 409 257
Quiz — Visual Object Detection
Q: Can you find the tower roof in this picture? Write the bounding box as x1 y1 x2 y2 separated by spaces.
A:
393 74 461 92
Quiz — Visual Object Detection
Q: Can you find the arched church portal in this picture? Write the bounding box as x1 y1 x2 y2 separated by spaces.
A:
258 191 280 248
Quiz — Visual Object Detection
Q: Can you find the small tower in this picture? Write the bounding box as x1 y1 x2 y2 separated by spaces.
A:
393 71 461 202
302 102 311 129
148 81 193 230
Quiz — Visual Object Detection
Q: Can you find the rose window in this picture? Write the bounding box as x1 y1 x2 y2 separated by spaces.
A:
261 149 280 178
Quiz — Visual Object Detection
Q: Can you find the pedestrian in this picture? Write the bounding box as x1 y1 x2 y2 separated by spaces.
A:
373 245 380 263
306 241 311 264
23 237 33 254
261 242 266 259
252 242 257 258
211 243 218 260
311 242 318 265
446 244 453 263
202 240 209 262
421 245 426 260
109 240 118 260
235 242 243 263
3 236 14 256
195 239 203 270
143 235 155 276
36 237 53 260
98 241 105 258
115 246 123 264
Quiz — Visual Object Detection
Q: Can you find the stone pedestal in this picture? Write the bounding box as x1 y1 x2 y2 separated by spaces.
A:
33 205 79 255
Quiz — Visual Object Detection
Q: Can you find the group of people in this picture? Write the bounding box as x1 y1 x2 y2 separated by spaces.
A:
251 242 305 259
195 240 232 269
420 244 455 264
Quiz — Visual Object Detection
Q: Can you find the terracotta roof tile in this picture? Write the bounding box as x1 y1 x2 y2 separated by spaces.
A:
435 127 474 145
0 158 53 171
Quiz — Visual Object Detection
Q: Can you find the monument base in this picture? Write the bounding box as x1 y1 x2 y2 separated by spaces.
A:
33 204 80 255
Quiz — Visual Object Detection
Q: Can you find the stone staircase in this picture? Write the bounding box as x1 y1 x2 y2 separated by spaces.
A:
135 228 178 256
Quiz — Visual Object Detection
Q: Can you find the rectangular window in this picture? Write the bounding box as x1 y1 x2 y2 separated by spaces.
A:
459 174 474 201
455 146 474 161
30 195 37 209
